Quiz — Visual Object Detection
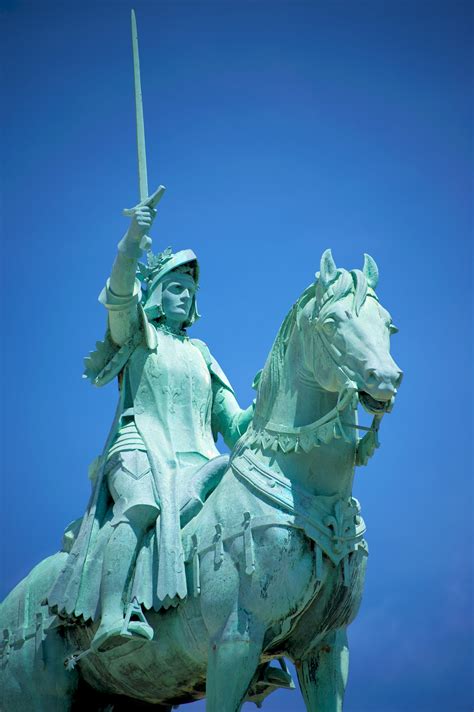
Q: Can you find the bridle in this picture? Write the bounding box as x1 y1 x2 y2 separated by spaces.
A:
248 292 389 453
312 293 392 437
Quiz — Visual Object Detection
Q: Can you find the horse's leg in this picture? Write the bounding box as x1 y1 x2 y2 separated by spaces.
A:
206 606 264 712
296 627 349 712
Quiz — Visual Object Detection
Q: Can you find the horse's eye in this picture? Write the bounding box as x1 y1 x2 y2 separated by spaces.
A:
389 323 399 335
322 318 337 336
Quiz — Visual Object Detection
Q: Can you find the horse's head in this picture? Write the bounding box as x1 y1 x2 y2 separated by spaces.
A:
299 249 402 414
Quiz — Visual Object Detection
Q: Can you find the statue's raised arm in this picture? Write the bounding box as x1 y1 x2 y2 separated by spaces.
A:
102 205 156 345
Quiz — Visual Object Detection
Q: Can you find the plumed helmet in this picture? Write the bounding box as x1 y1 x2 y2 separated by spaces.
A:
137 247 200 326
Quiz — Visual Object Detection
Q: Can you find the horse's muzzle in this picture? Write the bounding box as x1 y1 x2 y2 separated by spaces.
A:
359 391 396 415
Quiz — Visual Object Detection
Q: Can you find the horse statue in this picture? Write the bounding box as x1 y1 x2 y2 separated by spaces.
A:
0 249 402 711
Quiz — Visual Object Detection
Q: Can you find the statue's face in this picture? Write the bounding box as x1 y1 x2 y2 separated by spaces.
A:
161 272 196 327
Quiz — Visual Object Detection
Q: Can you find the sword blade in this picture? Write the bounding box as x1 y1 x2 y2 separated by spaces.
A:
131 9 148 202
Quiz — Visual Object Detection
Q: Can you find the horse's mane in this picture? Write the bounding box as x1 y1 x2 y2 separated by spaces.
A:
255 269 371 420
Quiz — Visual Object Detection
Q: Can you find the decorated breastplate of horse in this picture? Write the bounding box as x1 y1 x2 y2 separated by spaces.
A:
246 386 358 454
230 448 368 568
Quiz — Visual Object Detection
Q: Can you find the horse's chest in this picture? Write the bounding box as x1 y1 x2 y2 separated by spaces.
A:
281 445 355 496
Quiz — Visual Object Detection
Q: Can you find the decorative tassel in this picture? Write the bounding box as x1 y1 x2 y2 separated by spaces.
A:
35 611 45 667
1 629 11 665
214 524 224 566
243 512 256 575
191 534 200 597
315 544 323 585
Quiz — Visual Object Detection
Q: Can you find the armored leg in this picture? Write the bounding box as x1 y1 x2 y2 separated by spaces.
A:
92 451 159 650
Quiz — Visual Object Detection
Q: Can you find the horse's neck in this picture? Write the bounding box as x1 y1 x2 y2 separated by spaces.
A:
257 330 357 499
264 330 335 426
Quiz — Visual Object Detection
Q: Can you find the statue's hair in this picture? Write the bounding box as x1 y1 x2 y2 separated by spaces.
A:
255 269 371 420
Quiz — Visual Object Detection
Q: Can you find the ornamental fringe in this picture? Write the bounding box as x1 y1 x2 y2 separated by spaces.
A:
246 419 351 454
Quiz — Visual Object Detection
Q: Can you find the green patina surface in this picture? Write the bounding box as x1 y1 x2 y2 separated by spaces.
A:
0 207 402 711
0 11 402 711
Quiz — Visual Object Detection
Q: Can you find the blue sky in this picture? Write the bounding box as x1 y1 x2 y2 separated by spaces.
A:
1 1 472 710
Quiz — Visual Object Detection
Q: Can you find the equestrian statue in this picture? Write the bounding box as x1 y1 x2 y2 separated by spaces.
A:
0 10 403 712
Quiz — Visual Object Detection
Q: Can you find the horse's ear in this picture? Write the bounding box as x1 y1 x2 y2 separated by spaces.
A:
363 253 379 289
319 249 338 287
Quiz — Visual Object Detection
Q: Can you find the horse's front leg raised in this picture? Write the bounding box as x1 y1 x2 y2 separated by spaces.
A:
206 605 265 712
296 627 349 712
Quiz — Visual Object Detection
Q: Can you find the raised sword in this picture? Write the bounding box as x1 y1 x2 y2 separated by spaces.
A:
123 9 165 228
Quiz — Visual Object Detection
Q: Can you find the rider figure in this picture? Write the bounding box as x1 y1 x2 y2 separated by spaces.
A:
48 205 254 651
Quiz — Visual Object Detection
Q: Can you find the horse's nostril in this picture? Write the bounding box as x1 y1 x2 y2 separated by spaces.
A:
366 368 402 394
366 369 377 385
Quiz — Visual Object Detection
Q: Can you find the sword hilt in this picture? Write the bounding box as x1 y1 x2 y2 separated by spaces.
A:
123 184 166 217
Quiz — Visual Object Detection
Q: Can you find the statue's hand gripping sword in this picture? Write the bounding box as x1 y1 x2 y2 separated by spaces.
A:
123 9 165 250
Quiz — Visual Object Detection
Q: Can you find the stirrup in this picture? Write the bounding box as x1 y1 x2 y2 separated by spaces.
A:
65 599 154 668
90 599 153 653
121 597 154 640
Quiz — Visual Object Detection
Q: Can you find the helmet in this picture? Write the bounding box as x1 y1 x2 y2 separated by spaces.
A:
137 247 200 326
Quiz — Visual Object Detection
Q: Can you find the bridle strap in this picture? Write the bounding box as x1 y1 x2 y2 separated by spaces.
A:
256 306 384 441
256 385 357 440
